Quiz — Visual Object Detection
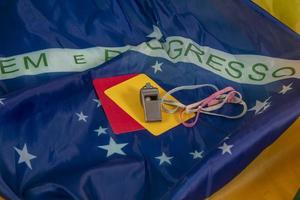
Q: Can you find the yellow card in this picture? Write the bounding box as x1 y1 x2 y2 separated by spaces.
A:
105 74 194 136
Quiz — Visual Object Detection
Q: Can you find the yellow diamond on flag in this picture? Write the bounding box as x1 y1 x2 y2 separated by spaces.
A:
253 0 300 34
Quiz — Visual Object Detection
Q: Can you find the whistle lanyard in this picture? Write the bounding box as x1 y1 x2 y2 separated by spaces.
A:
161 84 247 127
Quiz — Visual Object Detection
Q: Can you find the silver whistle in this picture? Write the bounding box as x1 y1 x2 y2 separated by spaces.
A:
140 83 162 122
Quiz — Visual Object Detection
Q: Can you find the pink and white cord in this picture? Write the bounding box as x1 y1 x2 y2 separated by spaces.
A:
161 84 247 127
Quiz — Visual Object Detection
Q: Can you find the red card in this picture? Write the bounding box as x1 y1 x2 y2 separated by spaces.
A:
93 74 144 134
